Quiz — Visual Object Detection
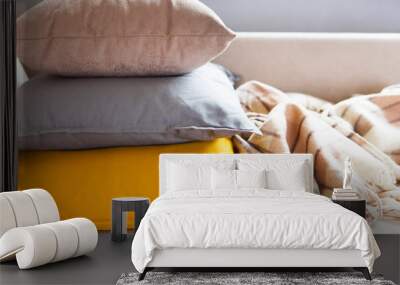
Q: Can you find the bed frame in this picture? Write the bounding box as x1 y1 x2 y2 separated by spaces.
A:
141 249 370 280
138 153 371 280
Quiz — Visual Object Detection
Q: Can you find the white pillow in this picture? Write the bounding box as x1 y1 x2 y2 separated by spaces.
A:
212 169 268 190
167 163 211 191
212 169 236 190
267 163 307 191
237 169 268 189
238 159 310 192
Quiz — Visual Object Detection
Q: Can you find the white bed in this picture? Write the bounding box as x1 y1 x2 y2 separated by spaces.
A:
131 154 380 280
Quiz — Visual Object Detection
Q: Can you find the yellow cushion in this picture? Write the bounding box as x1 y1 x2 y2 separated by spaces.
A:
18 138 233 230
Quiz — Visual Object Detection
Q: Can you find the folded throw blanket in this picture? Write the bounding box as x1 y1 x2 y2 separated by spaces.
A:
233 81 400 222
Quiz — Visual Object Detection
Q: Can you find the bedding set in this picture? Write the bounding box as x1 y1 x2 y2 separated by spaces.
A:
131 154 380 273
132 191 379 272
16 0 259 228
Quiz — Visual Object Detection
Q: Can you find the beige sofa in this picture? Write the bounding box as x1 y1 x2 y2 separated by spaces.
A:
215 32 400 102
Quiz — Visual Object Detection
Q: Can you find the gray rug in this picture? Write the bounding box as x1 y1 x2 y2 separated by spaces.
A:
116 272 396 285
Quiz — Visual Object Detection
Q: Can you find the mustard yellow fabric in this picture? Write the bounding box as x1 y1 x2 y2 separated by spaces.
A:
18 138 234 230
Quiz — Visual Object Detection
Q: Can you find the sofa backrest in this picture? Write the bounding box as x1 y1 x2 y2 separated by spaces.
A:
214 32 400 102
159 153 313 195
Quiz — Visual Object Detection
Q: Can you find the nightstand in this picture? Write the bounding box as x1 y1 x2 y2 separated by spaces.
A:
332 199 366 218
111 197 150 242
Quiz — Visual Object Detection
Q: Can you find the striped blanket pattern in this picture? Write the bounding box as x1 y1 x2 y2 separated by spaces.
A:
233 81 400 222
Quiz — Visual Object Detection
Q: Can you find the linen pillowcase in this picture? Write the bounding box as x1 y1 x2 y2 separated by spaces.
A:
236 169 268 189
237 159 310 192
212 169 237 190
16 0 235 76
211 169 268 190
167 163 211 192
165 158 236 194
17 63 259 150
266 163 308 192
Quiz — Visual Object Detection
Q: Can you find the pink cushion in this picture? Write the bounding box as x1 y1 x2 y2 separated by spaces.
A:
16 0 235 76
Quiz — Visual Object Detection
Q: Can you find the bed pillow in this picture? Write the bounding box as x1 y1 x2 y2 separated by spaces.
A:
237 159 310 192
16 0 235 76
167 163 211 192
266 163 308 191
211 169 268 190
236 169 268 189
165 158 236 194
212 169 237 190
17 63 259 150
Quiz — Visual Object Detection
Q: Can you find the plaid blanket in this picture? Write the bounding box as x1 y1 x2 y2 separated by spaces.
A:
233 81 400 222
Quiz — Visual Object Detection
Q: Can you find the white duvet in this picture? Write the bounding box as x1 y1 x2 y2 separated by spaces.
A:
131 190 380 273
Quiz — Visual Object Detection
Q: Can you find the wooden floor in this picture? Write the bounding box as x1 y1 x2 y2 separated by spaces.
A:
0 232 133 285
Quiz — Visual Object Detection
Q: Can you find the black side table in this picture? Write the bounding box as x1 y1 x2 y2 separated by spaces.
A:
332 199 366 219
111 197 150 242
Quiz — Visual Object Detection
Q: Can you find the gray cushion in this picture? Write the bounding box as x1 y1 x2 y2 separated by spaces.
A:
17 63 259 150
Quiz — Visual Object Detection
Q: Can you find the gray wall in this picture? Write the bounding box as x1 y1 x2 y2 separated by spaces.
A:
17 0 400 33
202 0 400 33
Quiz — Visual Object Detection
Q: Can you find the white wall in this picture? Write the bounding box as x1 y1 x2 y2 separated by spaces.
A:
202 0 400 33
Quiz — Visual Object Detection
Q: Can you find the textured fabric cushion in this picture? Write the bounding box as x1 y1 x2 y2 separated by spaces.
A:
17 63 259 150
16 0 235 76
